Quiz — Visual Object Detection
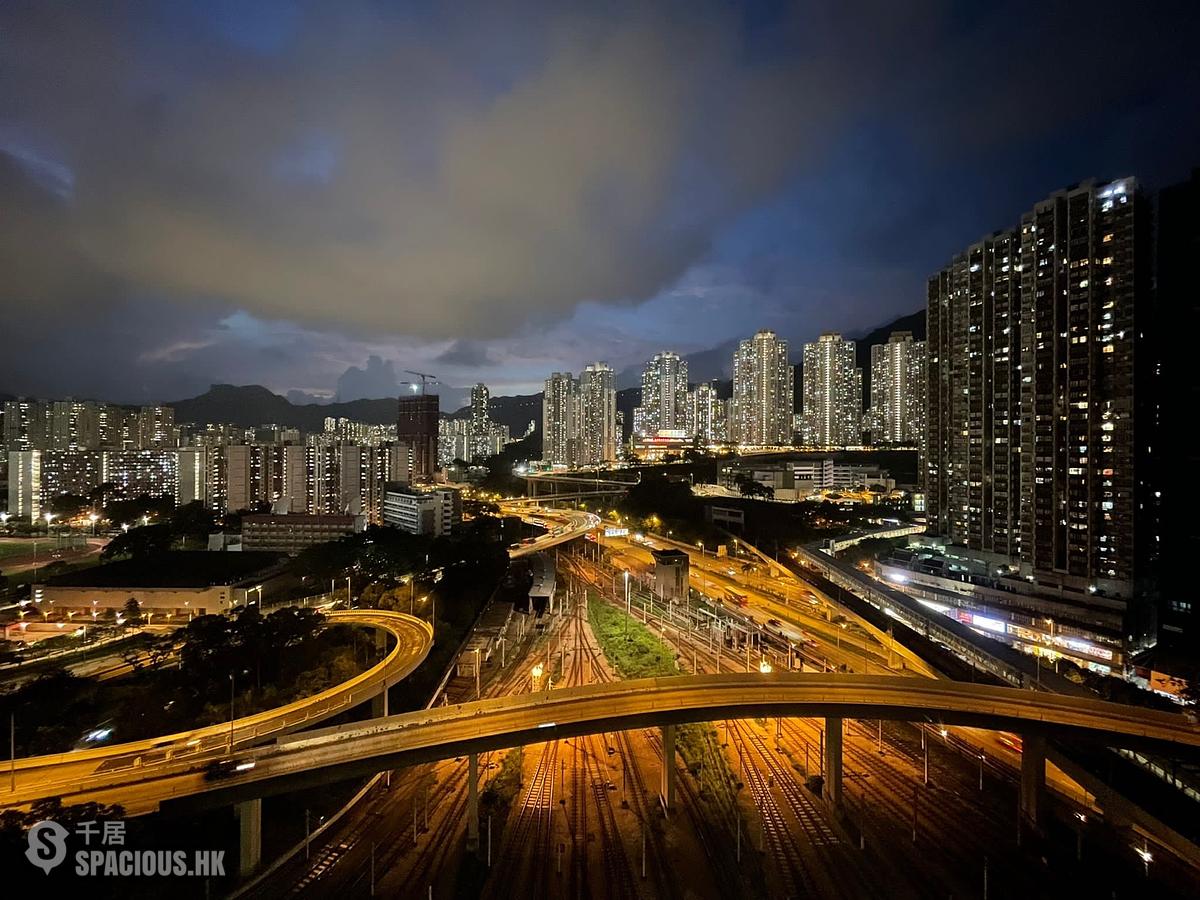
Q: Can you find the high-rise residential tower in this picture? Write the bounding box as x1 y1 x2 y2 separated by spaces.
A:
867 332 926 445
926 178 1156 647
1019 179 1154 636
731 330 794 447
470 383 490 459
578 362 618 466
542 372 579 467
927 230 1024 558
686 381 721 444
2 400 48 451
635 352 688 436
800 333 862 448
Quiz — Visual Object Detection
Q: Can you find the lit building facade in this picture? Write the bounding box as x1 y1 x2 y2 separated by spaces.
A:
867 332 926 445
542 372 578 467
731 330 794 447
577 363 618 466
634 351 688 436
800 333 861 448
685 381 724 444
926 178 1157 648
382 486 462 535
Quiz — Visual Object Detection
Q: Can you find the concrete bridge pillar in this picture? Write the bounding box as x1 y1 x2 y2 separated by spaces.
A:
661 724 676 810
823 717 843 809
371 681 389 718
467 752 480 850
1020 733 1046 830
237 797 262 877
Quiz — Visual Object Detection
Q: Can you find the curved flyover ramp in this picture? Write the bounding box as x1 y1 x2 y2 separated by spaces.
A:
506 508 600 558
2 609 431 813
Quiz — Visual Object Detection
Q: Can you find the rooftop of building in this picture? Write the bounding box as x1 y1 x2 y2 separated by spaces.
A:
243 513 358 527
651 548 690 563
384 483 457 497
44 551 285 589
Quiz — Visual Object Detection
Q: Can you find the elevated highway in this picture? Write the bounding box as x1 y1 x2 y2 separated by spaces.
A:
505 507 599 558
6 672 1197 816
2 609 432 811
520 471 637 502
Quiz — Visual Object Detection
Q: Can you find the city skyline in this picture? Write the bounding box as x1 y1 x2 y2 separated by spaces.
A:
2 4 1199 891
2 3 1198 404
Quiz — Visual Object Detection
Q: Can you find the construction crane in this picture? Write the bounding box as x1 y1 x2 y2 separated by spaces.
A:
402 371 438 395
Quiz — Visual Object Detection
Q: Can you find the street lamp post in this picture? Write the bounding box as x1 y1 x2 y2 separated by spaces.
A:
228 673 236 753
475 647 481 699
623 571 630 639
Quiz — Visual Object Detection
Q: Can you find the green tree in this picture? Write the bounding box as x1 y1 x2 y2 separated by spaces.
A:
100 523 174 560
122 597 142 627
47 493 90 518
169 500 217 543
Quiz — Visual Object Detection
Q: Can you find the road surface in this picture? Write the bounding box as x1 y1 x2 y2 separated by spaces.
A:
6 671 1195 815
504 506 600 558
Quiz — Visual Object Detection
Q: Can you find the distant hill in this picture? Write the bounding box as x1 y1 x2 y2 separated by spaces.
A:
615 339 739 390
169 384 400 430
450 391 542 438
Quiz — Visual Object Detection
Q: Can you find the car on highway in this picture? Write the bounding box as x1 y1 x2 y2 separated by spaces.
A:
204 759 238 781
204 758 256 780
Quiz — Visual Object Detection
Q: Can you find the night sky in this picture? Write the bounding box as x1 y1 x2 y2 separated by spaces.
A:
2 1 1198 404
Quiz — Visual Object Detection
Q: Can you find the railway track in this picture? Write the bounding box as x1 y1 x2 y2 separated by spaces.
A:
484 737 561 900
280 603 569 898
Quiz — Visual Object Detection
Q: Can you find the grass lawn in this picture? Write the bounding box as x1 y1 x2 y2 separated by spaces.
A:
586 591 741 812
586 592 678 678
5 555 102 588
0 541 34 561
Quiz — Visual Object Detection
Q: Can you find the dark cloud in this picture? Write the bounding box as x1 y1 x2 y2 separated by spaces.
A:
0 1 847 340
336 355 398 401
1 1 1197 402
434 340 498 368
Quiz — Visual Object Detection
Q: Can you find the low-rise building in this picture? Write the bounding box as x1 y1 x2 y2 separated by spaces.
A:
875 545 1126 673
241 513 364 553
381 485 462 536
719 458 893 500
651 548 690 600
33 551 289 619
